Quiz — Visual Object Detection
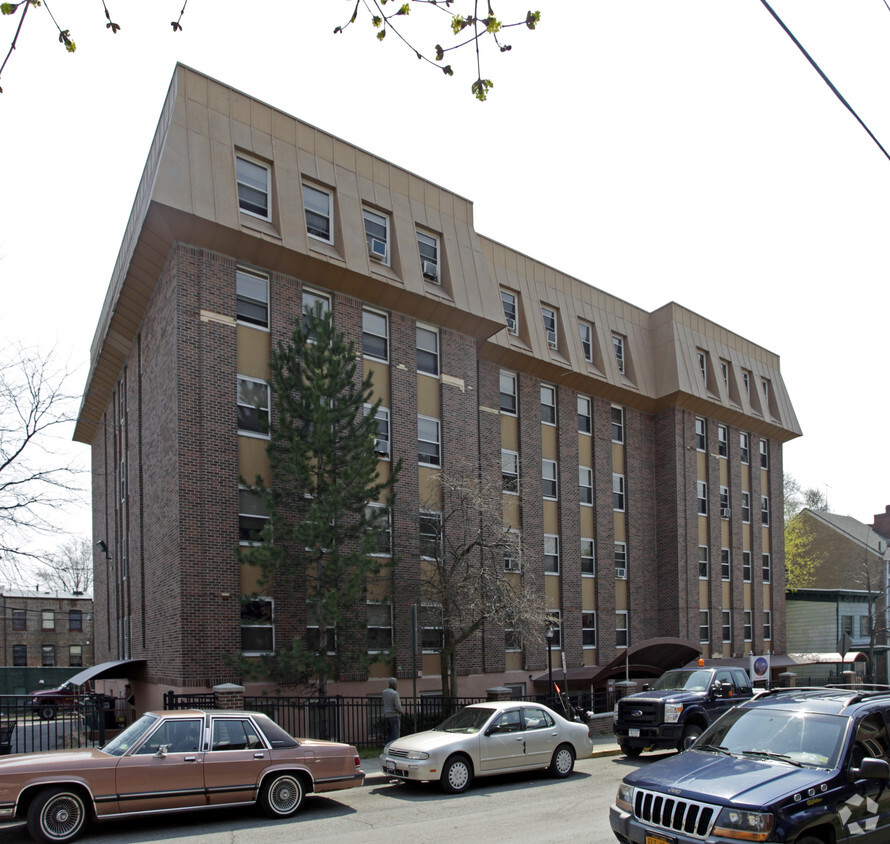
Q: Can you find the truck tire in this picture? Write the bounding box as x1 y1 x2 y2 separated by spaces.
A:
678 724 702 752
38 704 57 721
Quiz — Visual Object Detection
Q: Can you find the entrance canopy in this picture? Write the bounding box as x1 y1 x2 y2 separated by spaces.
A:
65 659 146 687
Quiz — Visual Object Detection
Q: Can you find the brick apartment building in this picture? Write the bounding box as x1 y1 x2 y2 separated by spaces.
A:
73 65 801 708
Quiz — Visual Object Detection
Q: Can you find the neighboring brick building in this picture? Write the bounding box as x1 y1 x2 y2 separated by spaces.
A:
73 65 801 708
0 589 94 669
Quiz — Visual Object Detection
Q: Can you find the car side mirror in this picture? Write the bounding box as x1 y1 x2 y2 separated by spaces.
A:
485 725 501 736
852 757 890 782
641 684 651 692
154 744 169 758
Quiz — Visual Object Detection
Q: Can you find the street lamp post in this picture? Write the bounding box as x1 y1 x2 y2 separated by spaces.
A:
545 624 554 707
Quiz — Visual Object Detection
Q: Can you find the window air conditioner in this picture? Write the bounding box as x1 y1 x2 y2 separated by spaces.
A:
422 261 439 281
504 559 520 572
547 330 558 349
368 238 387 261
375 440 390 457
505 317 517 333
720 507 731 518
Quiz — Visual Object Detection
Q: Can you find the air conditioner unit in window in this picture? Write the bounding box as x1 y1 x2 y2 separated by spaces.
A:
368 238 387 261
375 440 390 457
422 261 439 281
505 316 517 333
720 507 731 518
546 330 558 349
504 559 521 572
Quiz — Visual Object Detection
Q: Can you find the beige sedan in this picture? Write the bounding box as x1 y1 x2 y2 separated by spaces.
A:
0 709 364 843
382 701 593 793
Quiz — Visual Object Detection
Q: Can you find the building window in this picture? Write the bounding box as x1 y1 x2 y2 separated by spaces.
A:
841 615 854 636
721 548 731 580
540 384 556 425
722 610 732 643
742 551 752 582
743 611 753 642
742 370 751 398
762 553 771 583
578 395 591 435
501 290 518 334
69 645 83 667
363 403 391 458
697 350 707 386
739 432 750 464
582 612 597 648
611 405 624 443
741 492 751 524
241 597 274 654
697 480 708 516
616 611 629 648
505 628 522 651
581 538 595 576
543 534 560 575
717 424 728 457
542 460 558 500
420 605 444 653
418 416 441 466
237 376 270 436
500 371 517 414
720 360 729 392
761 378 770 405
419 511 442 560
416 325 439 376
699 610 710 644
305 616 337 655
503 530 521 572
363 207 390 264
578 322 593 362
41 645 55 667
303 183 333 242
698 546 709 579
547 611 562 648
695 417 706 451
613 473 626 511
11 610 25 631
365 503 392 556
612 334 625 373
763 610 772 641
238 488 269 545
68 610 83 632
719 486 730 518
362 309 389 362
615 542 627 579
42 610 55 632
236 154 270 219
367 602 393 653
501 449 520 494
760 438 769 469
541 306 558 349
12 645 26 666
236 267 269 328
761 496 770 526
579 466 593 505
417 230 440 282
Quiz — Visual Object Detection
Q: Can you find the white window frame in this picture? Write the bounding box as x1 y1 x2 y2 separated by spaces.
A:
613 473 626 512
238 487 269 546
417 230 440 283
547 610 562 649
611 405 625 443
742 550 752 582
743 371 751 398
543 534 560 575
722 610 732 643
762 553 771 583
697 480 708 516
237 375 270 438
367 601 393 654
579 465 593 506
540 384 556 425
303 182 333 243
501 290 518 335
616 610 629 648
581 538 595 577
503 529 522 572
612 334 625 374
236 153 270 220
761 495 770 526
416 324 439 377
699 545 709 579
721 548 731 581
362 308 389 363
541 305 558 350
697 350 707 386
363 207 390 265
582 611 597 649
419 510 443 560
720 360 729 392
241 596 274 656
763 610 772 641
578 321 593 362
720 486 730 518
500 371 517 415
760 438 769 469
501 449 520 494
699 610 710 644
717 424 728 457
302 288 331 338
236 267 269 329
418 415 441 467
695 417 706 451
614 542 627 579
420 603 444 653
363 403 391 459
542 459 558 500
578 395 592 435
741 491 751 523
365 502 392 557
743 610 753 642
739 432 750 464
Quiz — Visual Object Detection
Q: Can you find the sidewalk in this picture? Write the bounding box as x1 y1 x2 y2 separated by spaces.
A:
361 732 623 785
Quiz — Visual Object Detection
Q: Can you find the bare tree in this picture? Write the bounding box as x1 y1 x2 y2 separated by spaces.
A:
417 463 547 701
35 536 93 593
0 343 83 586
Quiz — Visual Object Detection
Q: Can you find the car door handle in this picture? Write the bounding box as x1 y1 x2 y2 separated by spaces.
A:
183 756 197 762
253 753 265 759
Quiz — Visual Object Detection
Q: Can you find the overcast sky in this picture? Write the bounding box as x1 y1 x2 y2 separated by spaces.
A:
3 0 889 555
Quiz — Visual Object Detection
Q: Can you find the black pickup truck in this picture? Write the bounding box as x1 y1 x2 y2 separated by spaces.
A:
613 665 754 755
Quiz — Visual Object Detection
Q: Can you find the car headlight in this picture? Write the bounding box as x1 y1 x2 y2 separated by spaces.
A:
404 750 429 760
664 703 683 723
615 781 635 812
713 807 774 841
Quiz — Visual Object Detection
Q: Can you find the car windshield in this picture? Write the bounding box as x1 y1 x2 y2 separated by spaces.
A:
101 713 160 757
435 707 496 733
652 670 713 692
698 706 846 768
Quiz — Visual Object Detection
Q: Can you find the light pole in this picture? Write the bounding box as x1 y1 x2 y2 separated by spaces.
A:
545 624 554 707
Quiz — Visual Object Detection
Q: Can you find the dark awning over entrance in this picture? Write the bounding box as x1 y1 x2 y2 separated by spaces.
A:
65 659 146 687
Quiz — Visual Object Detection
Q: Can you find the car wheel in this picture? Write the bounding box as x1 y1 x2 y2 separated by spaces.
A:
620 744 643 758
259 773 305 818
38 705 57 721
549 743 575 778
440 754 473 794
27 787 89 843
678 724 702 752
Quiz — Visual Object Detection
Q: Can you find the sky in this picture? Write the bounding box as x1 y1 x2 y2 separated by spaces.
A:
2 0 889 560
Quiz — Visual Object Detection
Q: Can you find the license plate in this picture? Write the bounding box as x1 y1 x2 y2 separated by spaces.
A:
645 834 675 844
628 728 640 737
384 761 395 773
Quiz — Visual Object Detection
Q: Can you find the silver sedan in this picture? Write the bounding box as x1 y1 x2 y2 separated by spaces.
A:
381 701 593 793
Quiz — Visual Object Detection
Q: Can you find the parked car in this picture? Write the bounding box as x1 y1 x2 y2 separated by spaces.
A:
29 681 113 721
610 686 890 844
613 664 754 755
0 708 364 843
382 701 593 793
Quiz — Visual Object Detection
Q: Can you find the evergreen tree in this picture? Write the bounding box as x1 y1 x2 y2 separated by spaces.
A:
240 304 399 695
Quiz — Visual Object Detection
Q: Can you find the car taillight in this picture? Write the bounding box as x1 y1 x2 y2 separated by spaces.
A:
354 755 361 768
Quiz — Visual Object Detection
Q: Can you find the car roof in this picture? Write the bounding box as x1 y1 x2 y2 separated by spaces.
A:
144 710 272 719
744 687 890 717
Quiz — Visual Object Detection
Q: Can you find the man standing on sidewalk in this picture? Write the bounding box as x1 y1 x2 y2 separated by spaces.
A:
382 677 403 745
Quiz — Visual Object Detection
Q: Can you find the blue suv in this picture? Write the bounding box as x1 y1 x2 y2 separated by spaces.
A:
610 686 890 843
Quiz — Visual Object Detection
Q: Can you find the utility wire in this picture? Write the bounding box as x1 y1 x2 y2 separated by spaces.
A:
758 0 890 163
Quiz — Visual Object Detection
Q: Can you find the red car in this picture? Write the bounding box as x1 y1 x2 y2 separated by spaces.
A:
29 681 109 721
